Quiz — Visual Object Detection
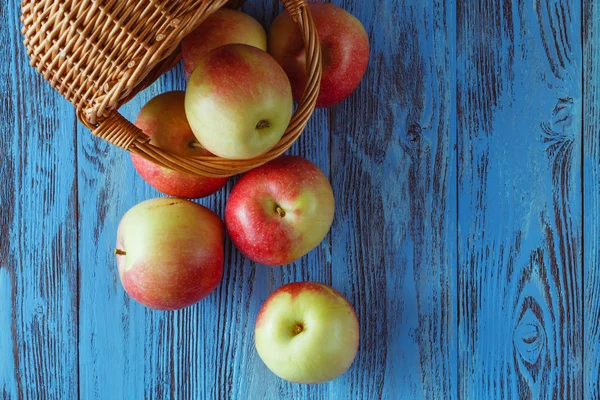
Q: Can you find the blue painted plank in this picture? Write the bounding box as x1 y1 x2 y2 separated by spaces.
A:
75 2 334 398
0 270 17 398
211 4 335 399
204 3 334 399
457 0 583 398
330 0 458 398
0 0 78 398
77 78 163 399
583 0 600 396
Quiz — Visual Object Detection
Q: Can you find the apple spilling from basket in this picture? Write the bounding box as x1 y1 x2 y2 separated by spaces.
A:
114 3 368 384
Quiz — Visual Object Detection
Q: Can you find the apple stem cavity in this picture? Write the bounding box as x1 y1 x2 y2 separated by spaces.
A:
292 323 304 335
114 249 127 256
275 206 286 218
255 120 270 130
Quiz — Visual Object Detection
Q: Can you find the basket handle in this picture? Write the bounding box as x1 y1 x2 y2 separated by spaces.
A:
92 0 321 178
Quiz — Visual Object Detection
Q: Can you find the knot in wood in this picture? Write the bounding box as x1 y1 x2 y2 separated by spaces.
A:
407 123 422 142
513 303 546 366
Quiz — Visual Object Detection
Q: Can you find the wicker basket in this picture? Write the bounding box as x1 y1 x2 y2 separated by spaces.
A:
21 0 322 178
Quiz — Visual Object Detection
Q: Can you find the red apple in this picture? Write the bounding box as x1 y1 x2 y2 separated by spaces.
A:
225 155 334 266
268 2 369 108
185 44 293 159
255 282 359 383
131 91 228 199
115 198 224 310
182 8 267 79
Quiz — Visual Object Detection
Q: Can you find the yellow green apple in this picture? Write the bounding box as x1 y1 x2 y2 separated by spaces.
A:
255 282 359 383
115 198 224 310
185 44 293 160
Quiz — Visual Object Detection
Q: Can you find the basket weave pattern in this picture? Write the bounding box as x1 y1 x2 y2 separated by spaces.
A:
21 0 321 178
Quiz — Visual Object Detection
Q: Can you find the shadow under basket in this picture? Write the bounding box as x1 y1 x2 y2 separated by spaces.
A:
21 0 322 178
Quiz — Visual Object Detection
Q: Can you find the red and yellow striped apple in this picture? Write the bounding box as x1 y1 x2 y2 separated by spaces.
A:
255 282 359 383
268 2 369 108
225 156 334 266
185 44 293 160
131 91 228 199
181 8 267 79
115 198 224 310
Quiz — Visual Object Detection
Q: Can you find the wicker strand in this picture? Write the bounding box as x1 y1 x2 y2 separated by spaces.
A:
92 112 149 149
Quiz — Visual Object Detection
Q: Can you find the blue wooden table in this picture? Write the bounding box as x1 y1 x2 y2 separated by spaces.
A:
1 0 598 398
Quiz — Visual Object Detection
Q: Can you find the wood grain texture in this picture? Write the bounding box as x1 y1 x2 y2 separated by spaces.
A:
76 85 151 399
2 0 595 398
328 0 458 398
0 0 79 398
583 0 600 396
457 0 583 398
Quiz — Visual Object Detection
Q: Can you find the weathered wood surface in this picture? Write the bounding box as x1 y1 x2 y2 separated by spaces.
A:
343 1 458 398
1 0 597 398
457 1 583 398
584 0 600 397
0 0 79 398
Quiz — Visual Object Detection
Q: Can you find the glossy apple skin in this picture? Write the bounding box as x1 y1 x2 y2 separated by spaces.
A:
115 198 224 310
131 91 228 199
255 282 359 383
185 44 293 160
181 8 267 79
225 155 334 266
268 2 369 108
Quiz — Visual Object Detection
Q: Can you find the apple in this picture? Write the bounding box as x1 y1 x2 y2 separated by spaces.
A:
255 282 359 383
115 198 224 310
185 44 293 160
268 2 369 108
225 155 334 266
181 8 267 79
131 91 228 199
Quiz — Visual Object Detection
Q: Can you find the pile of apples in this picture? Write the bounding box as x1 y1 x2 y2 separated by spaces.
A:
114 2 369 385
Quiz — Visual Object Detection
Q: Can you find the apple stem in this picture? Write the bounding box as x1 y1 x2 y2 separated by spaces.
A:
275 206 286 218
255 120 270 130
114 249 127 256
189 140 203 149
293 324 304 335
